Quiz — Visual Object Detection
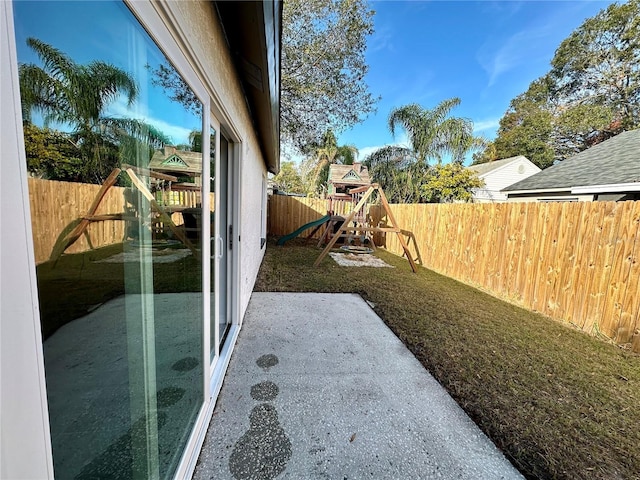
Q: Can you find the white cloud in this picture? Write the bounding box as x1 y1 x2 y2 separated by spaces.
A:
477 23 553 87
106 96 193 145
473 118 500 133
368 25 395 54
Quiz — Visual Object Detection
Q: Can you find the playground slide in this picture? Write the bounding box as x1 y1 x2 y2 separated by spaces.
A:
277 214 332 246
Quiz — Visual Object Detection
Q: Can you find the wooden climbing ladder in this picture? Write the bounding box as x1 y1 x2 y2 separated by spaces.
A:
313 184 418 273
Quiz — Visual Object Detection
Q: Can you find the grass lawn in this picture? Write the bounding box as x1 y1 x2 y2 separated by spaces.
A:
255 238 640 480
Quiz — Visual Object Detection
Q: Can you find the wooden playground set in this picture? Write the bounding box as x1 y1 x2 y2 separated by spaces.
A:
277 184 418 273
51 163 201 262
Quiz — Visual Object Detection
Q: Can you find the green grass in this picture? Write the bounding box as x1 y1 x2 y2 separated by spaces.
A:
255 238 640 480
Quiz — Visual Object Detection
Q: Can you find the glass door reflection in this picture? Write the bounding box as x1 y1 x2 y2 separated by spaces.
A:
210 127 233 362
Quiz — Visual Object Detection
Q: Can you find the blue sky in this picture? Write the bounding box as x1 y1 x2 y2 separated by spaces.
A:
340 0 611 164
13 1 200 146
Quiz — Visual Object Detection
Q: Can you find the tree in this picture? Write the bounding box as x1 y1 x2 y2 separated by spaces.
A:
387 98 484 165
550 0 640 130
420 163 484 203
22 124 84 181
364 99 485 203
478 1 639 168
364 146 426 203
19 38 169 183
308 129 358 193
146 1 378 154
474 78 555 168
282 0 378 153
272 161 305 194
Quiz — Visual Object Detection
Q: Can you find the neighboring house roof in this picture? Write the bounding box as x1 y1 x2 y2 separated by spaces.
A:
504 129 640 193
149 146 202 176
468 156 531 177
329 163 371 185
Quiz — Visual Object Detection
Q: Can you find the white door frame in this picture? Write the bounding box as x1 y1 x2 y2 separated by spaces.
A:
1 1 54 477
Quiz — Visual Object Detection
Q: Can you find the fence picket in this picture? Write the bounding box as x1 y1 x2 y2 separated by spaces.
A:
268 196 640 350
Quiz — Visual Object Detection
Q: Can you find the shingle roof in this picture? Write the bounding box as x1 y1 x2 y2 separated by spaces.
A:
467 156 529 176
504 129 640 192
329 163 371 185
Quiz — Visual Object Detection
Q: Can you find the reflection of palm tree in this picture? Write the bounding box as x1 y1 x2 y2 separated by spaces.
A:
19 38 169 182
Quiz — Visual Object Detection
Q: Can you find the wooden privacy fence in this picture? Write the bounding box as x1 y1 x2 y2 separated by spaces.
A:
268 195 640 350
369 201 640 350
29 178 127 264
28 178 213 264
267 194 355 238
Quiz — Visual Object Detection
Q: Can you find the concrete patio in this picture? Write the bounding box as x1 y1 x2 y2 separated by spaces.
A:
194 292 522 479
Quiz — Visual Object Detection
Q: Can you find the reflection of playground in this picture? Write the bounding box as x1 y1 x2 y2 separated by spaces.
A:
44 293 203 479
51 164 202 263
96 243 191 264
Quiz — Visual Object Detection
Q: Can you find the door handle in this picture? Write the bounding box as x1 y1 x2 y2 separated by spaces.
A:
216 236 224 259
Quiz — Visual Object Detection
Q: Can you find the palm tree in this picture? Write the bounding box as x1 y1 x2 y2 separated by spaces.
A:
387 98 484 164
364 99 485 202
19 38 168 182
310 129 358 194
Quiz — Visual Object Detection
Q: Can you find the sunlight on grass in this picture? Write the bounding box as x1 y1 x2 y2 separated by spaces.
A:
256 238 640 480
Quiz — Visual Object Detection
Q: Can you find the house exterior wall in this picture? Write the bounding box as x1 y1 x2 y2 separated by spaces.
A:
1 1 274 478
166 1 267 319
472 158 541 203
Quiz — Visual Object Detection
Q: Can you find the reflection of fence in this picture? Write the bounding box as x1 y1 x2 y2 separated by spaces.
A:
270 194 640 350
155 189 200 207
267 195 354 238
29 178 127 263
28 178 213 264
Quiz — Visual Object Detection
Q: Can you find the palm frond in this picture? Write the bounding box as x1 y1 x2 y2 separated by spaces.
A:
26 37 76 81
102 117 171 148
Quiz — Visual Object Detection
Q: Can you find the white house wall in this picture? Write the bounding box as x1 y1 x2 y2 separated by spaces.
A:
165 1 268 318
473 158 541 203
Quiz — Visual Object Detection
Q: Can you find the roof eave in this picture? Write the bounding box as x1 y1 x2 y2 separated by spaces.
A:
504 187 572 195
571 182 640 194
216 1 281 174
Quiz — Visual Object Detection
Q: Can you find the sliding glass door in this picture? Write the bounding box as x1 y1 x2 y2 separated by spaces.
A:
13 2 205 478
210 127 234 361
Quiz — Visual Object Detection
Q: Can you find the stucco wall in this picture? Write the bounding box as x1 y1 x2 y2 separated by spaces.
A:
166 1 268 318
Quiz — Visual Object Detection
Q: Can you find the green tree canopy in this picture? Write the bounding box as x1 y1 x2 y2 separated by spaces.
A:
272 161 306 194
420 163 483 203
475 0 639 168
282 0 378 153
